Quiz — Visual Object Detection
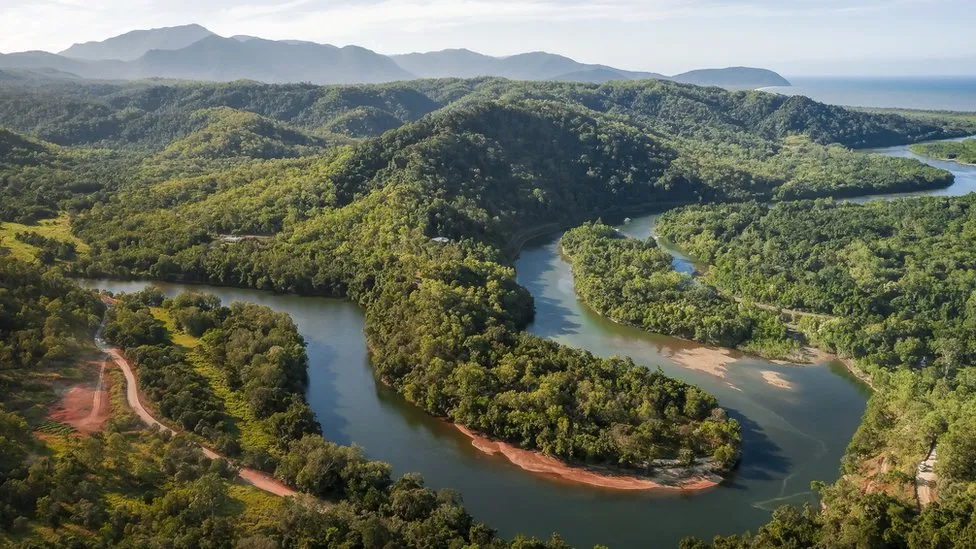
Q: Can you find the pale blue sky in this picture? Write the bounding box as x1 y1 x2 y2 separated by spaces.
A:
1 0 973 75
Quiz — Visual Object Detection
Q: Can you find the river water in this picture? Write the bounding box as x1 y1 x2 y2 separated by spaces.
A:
80 142 975 548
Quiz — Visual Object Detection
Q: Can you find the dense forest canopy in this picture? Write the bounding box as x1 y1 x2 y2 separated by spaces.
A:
2 74 976 548
561 222 796 358
1 77 971 150
0 269 581 548
2 75 966 478
658 197 976 546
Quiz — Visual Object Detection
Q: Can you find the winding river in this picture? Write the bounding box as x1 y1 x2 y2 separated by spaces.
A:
80 140 975 549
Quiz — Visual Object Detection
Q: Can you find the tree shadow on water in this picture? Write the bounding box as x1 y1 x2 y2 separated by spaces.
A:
305 342 353 446
721 408 793 489
527 296 583 338
515 242 584 339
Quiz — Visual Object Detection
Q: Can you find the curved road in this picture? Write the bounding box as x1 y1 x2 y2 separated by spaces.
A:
96 314 298 498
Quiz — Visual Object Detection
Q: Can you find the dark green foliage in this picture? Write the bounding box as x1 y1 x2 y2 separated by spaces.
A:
0 275 538 548
561 222 796 359
3 75 976 547
0 257 102 369
199 301 308 418
0 77 963 150
657 197 976 372
0 129 130 223
660 195 976 545
156 107 328 161
74 100 739 471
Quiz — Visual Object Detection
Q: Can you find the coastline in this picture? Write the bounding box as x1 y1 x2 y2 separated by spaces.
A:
454 424 722 492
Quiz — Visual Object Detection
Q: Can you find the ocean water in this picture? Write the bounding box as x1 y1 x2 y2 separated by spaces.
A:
761 77 976 112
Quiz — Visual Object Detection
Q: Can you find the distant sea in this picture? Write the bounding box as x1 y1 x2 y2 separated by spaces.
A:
760 77 976 112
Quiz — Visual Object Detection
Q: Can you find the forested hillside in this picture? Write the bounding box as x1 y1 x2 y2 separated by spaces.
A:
1 75 974 548
0 129 131 223
2 78 962 479
71 99 741 474
1 77 969 149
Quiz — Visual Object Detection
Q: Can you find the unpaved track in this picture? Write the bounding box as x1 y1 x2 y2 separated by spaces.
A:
916 445 938 508
96 314 298 498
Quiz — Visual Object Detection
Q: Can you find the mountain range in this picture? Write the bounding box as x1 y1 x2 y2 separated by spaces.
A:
0 24 790 88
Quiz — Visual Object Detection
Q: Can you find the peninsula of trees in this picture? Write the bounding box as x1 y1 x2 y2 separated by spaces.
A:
561 223 796 358
910 137 976 165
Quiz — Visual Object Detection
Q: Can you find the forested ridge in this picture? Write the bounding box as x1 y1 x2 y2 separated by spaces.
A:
658 197 976 547
1 74 975 547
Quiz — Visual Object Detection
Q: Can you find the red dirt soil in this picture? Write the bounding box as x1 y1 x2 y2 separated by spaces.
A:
48 362 111 434
455 425 719 492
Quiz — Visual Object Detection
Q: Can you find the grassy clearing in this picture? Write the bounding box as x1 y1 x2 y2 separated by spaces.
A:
149 307 201 349
187 351 276 454
0 213 88 262
227 483 287 535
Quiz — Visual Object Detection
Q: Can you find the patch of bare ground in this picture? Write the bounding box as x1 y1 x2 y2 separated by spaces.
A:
47 360 110 434
845 453 916 504
455 425 720 492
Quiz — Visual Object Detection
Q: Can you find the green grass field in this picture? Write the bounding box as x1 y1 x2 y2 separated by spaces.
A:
149 307 201 349
0 214 89 262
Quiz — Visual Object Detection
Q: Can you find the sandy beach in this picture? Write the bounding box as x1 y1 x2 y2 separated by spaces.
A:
455 425 720 492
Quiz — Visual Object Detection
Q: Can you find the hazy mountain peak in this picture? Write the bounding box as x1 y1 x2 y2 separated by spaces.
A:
671 66 791 88
60 24 215 61
5 25 789 89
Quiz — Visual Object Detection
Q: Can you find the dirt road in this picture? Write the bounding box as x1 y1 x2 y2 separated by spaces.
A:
916 445 938 508
96 315 298 498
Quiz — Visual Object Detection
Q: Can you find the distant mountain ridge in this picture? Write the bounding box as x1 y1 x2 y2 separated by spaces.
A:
391 48 666 82
2 25 791 88
60 24 215 61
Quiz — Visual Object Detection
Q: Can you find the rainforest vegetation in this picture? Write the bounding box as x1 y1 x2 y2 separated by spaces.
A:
659 196 976 547
0 266 579 548
561 222 797 358
910 138 976 165
2 74 976 547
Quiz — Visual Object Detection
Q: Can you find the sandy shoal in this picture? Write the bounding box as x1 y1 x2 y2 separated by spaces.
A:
455 425 718 492
668 347 737 378
759 370 792 390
